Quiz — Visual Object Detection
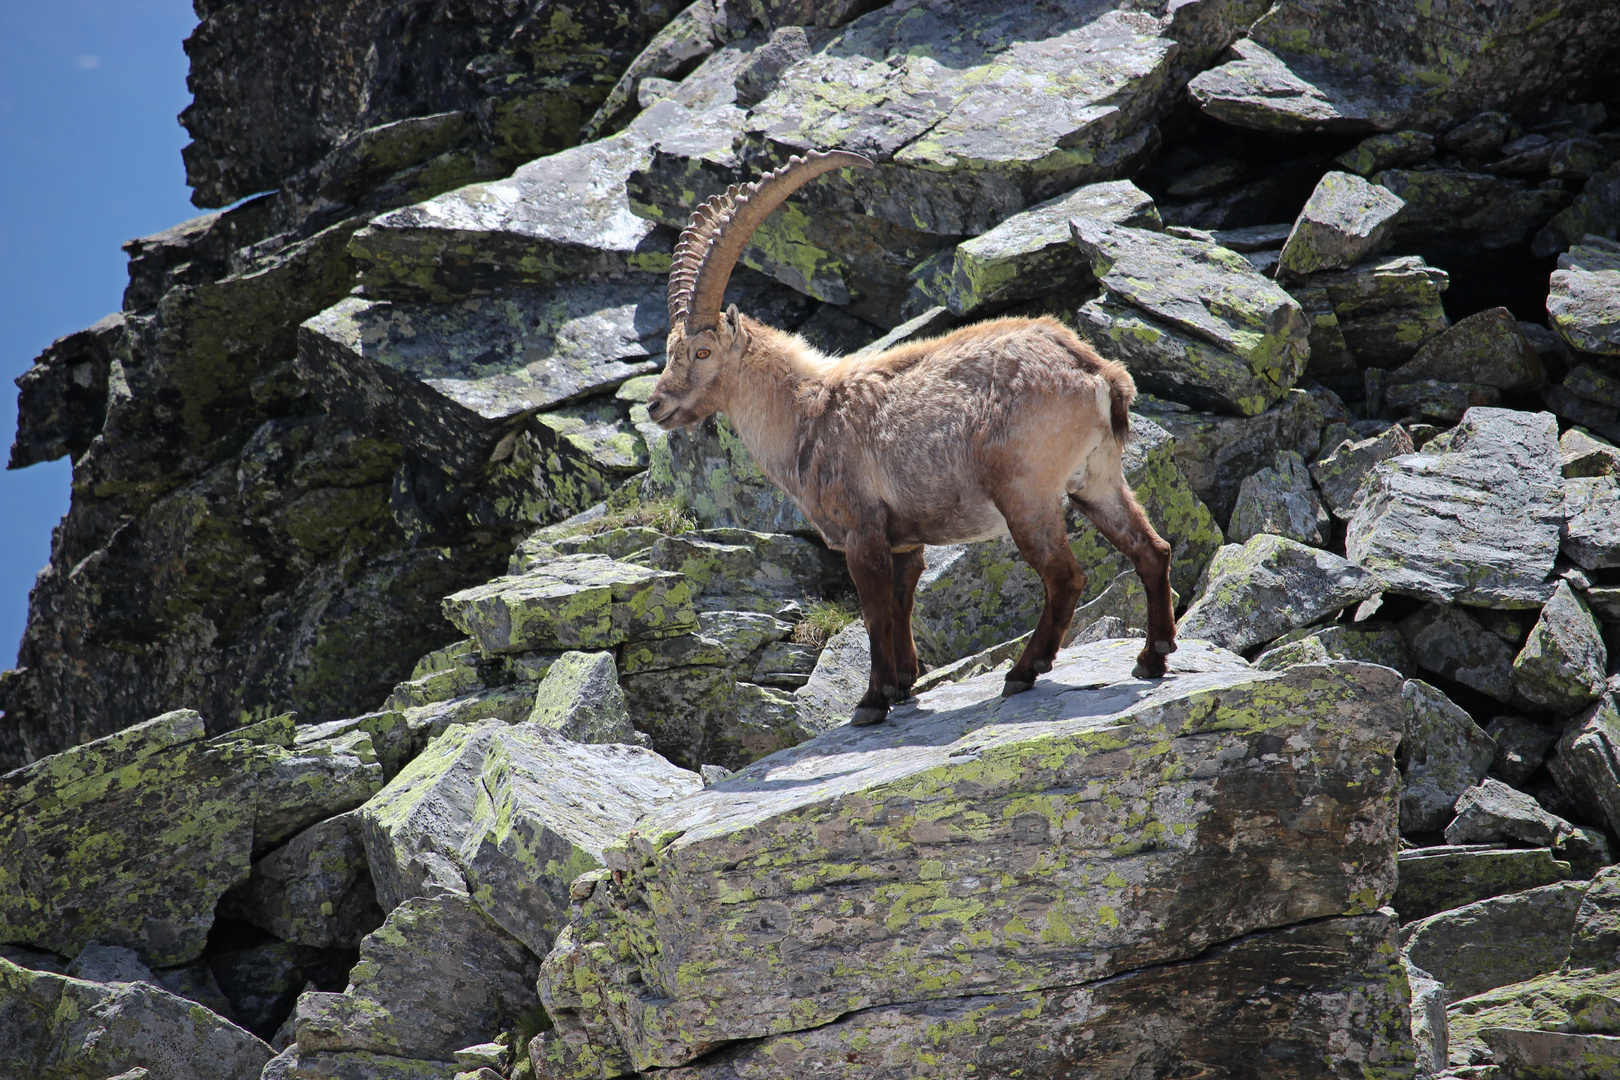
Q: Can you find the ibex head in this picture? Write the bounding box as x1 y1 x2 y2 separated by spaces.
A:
646 150 873 430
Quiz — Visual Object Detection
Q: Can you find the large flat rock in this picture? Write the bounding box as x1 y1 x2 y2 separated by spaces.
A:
537 640 1405 1072
1346 408 1564 608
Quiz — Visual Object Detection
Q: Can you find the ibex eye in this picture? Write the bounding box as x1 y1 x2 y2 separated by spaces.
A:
695 349 711 359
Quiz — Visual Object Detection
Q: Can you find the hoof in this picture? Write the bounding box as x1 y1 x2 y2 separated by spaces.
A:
851 705 889 727
1132 658 1168 679
1002 677 1034 697
896 681 916 702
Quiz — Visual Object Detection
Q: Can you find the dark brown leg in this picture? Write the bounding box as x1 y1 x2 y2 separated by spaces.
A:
1068 482 1176 678
844 534 901 726
997 494 1088 696
891 547 926 700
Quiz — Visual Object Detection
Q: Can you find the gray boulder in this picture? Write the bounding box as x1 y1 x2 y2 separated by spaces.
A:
0 957 272 1080
1346 408 1564 608
1512 582 1608 714
1560 426 1620 479
1402 881 1586 1001
790 620 869 735
217 811 383 949
1387 306 1543 391
1485 716 1560 788
1277 171 1406 276
1393 846 1572 923
1336 131 1436 176
1186 39 1404 135
1178 534 1381 654
536 642 1405 1074
1310 424 1415 516
1227 450 1331 546
1565 475 1620 569
526 651 646 746
1071 217 1310 416
260 1046 458 1079
1549 260 1620 358
1399 680 1496 836
1399 603 1519 703
1252 623 1415 675
1299 255 1450 367
1381 379 1502 424
639 412 813 534
1569 865 1620 971
1536 161 1620 256
1377 168 1570 256
0 711 381 966
1445 779 1573 847
1550 696 1620 836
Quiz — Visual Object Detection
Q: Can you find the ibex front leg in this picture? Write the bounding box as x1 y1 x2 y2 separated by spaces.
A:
891 547 926 701
845 534 902 726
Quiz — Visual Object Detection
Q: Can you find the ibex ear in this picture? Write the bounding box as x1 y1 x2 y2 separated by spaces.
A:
725 304 748 347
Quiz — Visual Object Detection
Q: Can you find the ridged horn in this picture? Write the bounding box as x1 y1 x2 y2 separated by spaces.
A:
667 149 874 332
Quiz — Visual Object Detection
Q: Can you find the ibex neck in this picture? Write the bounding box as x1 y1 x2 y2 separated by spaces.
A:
722 323 824 501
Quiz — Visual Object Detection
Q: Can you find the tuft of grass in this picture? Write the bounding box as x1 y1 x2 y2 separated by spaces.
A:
565 497 695 539
792 600 859 648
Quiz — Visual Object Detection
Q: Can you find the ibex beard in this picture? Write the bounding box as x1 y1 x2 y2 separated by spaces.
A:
648 150 1177 727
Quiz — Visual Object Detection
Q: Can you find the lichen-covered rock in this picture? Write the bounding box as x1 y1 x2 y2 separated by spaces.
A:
1398 603 1519 703
1481 1028 1620 1078
639 914 1414 1080
1403 881 1586 1001
1446 967 1620 1070
1537 161 1620 257
624 529 838 613
619 661 807 772
1569 865 1620 972
1346 408 1564 608
1393 846 1572 923
1299 255 1450 367
1186 39 1403 135
1178 534 1380 654
912 180 1159 317
217 811 384 950
910 414 1220 664
1227 450 1330 546
0 711 382 966
1278 171 1406 276
1071 217 1310 416
536 642 1405 1073
1382 379 1503 424
443 555 696 655
1513 582 1608 714
789 620 869 735
1486 716 1561 788
1549 260 1620 357
1446 779 1574 848
640 412 813 533
0 956 272 1080
1399 680 1496 835
459 728 701 955
1377 167 1570 257
1148 389 1324 525
1388 306 1543 391
1252 623 1415 675
1310 424 1414 517
1566 475 1620 570
261 1046 458 1080
1550 696 1620 837
293 892 539 1062
1335 131 1436 177
1561 427 1620 479
526 651 646 746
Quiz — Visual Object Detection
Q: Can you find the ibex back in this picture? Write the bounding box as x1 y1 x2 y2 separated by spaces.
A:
647 151 1177 726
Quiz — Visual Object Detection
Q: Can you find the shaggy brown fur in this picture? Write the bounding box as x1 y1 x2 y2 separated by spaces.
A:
649 306 1177 726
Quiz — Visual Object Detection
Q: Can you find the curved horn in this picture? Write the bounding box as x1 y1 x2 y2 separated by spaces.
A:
668 149 874 332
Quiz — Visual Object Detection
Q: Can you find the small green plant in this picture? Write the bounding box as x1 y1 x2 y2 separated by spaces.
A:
792 599 859 647
563 497 695 539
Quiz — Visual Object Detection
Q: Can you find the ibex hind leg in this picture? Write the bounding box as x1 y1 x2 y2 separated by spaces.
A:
1067 482 1176 678
891 547 927 701
996 492 1087 696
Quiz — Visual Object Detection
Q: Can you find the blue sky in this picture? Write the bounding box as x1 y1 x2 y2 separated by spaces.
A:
0 0 200 664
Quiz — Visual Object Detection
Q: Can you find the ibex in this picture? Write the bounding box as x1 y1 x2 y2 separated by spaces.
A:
647 151 1177 726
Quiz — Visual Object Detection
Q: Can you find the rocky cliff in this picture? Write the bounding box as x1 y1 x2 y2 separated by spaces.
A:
5 0 1620 1077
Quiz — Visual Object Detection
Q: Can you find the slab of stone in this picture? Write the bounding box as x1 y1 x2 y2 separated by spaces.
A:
619 660 807 772
1179 533 1380 654
1561 427 1620 479
910 415 1220 664
612 914 1413 1080
913 180 1159 317
1396 604 1518 704
0 712 382 966
1403 881 1586 1001
537 644 1405 1072
1377 168 1570 255
1513 581 1608 714
1211 223 1293 252
1310 424 1415 517
443 555 696 655
1566 475 1620 571
1186 39 1402 135
1147 389 1324 526
1447 968 1620 1069
1570 865 1620 972
1446 779 1573 847
1389 306 1544 391
1400 680 1497 836
1550 696 1620 837
1550 265 1620 357
1381 379 1503 423
0 956 272 1080
64 944 156 986
623 529 837 614
789 620 869 735
458 728 702 955
1537 161 1620 256
217 811 383 950
1302 255 1451 367
1393 846 1572 923
261 1046 458 1080
1252 623 1416 675
525 651 645 746
1071 217 1310 416
621 610 792 675
1336 131 1436 177
1481 1028 1620 1078
640 412 814 534
294 892 538 1062
1567 362 1620 409
1486 716 1560 788
1347 408 1564 608
1278 171 1406 277
1227 450 1331 547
